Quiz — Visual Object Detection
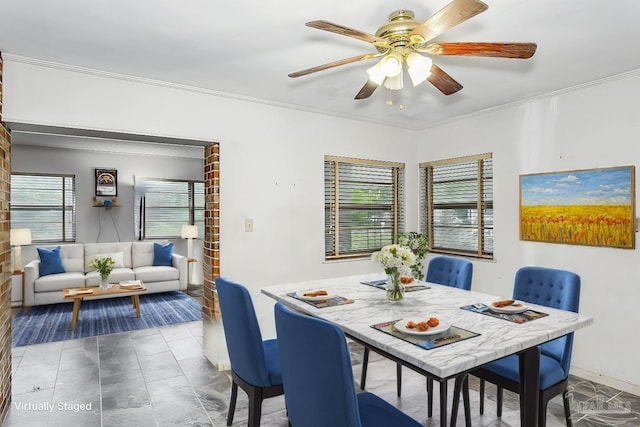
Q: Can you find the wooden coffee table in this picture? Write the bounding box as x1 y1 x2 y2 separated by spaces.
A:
62 283 147 331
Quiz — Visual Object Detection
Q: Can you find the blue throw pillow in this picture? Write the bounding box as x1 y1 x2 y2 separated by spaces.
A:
37 246 66 276
153 242 174 267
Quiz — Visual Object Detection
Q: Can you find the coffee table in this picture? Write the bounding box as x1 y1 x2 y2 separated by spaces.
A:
62 283 147 331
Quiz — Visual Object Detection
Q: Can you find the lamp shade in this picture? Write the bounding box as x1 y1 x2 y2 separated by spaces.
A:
10 228 32 246
181 225 198 239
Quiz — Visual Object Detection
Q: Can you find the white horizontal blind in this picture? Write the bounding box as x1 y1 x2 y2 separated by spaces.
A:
420 154 493 258
11 173 76 243
325 156 405 259
134 178 204 239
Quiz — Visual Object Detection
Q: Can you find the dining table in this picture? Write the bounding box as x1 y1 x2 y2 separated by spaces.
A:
261 274 593 427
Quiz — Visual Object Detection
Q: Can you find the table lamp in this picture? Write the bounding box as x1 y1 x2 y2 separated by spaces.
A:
11 228 32 273
181 225 198 285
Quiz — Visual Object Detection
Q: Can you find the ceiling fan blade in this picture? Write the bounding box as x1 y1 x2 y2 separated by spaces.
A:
354 80 380 100
422 42 537 59
288 53 379 78
409 0 488 44
427 64 463 95
306 20 385 44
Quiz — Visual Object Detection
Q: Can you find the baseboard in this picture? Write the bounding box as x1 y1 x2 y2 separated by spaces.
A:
571 366 640 397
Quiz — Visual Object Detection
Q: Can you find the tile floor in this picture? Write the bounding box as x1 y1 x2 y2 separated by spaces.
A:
5 292 640 426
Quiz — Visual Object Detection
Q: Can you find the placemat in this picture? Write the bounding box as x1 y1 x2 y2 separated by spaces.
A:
461 303 548 323
360 280 431 292
371 320 480 350
287 292 354 308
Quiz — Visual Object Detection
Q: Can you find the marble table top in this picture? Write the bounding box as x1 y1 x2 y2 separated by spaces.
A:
262 274 593 380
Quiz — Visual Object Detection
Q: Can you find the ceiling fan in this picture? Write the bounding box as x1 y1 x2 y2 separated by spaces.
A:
288 0 536 100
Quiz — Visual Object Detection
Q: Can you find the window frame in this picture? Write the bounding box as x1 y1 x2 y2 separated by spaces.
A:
134 177 204 240
324 155 405 260
10 172 77 243
419 153 493 259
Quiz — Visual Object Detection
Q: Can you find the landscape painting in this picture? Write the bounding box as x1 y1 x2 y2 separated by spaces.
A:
520 166 635 248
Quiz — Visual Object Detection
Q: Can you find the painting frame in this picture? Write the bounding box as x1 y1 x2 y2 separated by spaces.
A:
519 165 635 249
95 168 118 197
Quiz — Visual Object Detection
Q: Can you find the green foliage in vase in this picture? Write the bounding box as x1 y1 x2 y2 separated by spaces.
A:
89 256 116 279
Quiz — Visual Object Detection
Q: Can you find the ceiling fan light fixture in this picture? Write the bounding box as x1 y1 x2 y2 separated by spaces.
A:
378 52 403 77
383 69 404 90
366 63 386 85
406 52 432 86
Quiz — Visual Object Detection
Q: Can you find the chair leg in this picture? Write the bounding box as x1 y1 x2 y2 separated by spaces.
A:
562 389 573 427
427 378 434 417
479 378 485 414
360 347 370 390
247 387 264 427
227 381 238 426
396 363 402 397
496 386 503 418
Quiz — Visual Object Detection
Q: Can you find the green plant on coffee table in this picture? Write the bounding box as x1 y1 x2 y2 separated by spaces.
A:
398 232 430 280
89 256 116 281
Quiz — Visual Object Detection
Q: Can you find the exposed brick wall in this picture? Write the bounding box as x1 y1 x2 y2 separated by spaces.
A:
203 142 221 320
0 51 13 425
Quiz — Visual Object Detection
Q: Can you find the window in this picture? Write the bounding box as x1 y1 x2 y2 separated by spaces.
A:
134 178 204 239
324 156 405 260
420 153 493 259
11 173 76 243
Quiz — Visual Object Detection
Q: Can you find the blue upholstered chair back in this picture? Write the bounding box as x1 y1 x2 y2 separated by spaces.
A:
513 266 581 376
274 303 362 427
426 256 473 290
216 277 273 388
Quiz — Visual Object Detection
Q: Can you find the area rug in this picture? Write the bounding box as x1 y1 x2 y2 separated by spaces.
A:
12 291 202 347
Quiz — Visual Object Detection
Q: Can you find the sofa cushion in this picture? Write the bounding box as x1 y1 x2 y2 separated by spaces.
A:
37 246 66 276
134 266 179 283
35 271 85 292
84 242 132 272
153 242 174 267
132 242 154 268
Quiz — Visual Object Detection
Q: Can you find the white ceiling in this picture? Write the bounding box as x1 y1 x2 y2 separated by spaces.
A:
1 0 640 131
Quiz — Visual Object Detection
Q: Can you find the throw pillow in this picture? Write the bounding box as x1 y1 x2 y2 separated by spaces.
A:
153 242 174 267
95 252 125 268
37 246 66 276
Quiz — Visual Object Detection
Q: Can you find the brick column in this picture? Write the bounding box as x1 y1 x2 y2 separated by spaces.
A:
203 142 221 320
0 51 13 425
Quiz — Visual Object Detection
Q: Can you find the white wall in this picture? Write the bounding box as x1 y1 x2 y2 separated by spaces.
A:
6 57 639 393
417 72 640 394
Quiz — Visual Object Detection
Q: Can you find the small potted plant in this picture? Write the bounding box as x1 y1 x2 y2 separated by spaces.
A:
89 256 116 290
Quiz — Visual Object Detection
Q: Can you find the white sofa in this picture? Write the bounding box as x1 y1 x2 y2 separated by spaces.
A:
23 241 187 309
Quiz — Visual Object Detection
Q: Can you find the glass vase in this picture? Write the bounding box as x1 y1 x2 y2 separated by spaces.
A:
100 276 110 291
385 272 405 301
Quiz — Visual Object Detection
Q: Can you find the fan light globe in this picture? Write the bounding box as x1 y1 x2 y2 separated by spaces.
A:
379 54 402 77
366 63 386 85
384 69 404 90
406 52 433 86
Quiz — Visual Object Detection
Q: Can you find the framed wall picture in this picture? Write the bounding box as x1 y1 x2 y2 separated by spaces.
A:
520 165 635 249
95 168 118 197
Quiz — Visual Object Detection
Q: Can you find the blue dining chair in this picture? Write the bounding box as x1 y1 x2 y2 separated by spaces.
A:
216 277 284 427
274 302 423 427
470 266 581 427
361 255 473 420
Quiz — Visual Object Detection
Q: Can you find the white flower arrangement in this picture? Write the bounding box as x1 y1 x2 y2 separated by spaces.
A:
371 244 416 277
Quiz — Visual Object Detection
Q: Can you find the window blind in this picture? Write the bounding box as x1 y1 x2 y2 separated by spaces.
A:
11 173 76 243
420 154 493 258
325 156 405 259
134 178 204 239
